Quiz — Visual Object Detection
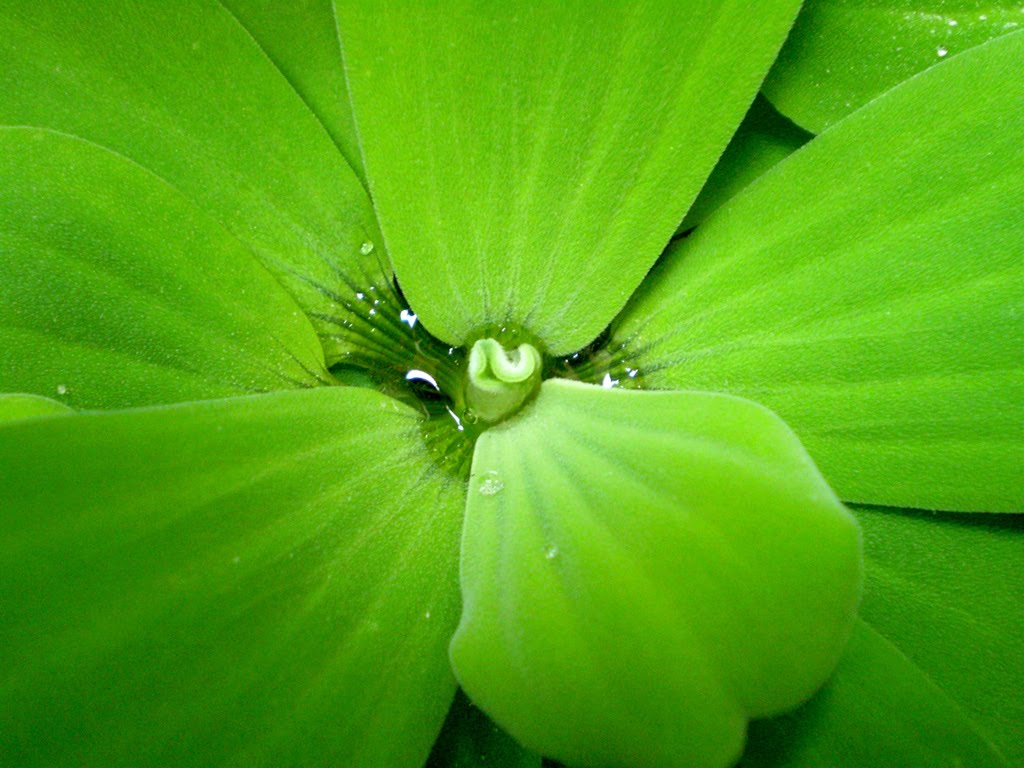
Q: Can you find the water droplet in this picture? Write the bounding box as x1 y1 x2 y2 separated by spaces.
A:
360 241 375 255
424 610 432 619
626 367 639 379
478 470 504 497
400 308 418 328
355 291 365 300
406 369 440 391
948 18 958 26
601 372 619 389
56 384 67 395
936 45 948 57
545 545 559 560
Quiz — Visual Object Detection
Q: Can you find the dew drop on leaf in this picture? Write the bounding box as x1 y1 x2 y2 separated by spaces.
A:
478 470 504 497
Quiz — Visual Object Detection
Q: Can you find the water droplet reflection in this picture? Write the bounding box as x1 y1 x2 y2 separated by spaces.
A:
478 470 504 497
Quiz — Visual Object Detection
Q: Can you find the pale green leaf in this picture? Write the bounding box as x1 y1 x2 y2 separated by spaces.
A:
219 0 366 186
426 689 543 768
612 32 1024 512
451 380 861 768
764 0 1023 132
338 0 802 354
742 620 1009 768
742 507 1023 767
0 128 328 409
679 94 810 233
0 387 464 767
0 0 383 364
0 393 72 423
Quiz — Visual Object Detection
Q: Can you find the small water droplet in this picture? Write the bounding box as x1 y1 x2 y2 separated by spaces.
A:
399 309 418 328
478 470 504 497
424 610 432 619
948 18 958 26
936 45 948 57
360 241 374 255
56 384 67 395
355 291 365 300
626 367 639 379
601 372 619 389
545 545 559 560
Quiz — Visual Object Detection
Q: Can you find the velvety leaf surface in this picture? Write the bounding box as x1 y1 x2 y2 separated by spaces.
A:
612 31 1024 512
764 0 1024 132
219 0 366 186
339 0 801 354
742 620 1008 768
0 388 465 767
0 128 328 409
426 689 543 768
0 0 383 363
452 380 861 768
0 394 72 422
679 95 810 233
742 508 1023 767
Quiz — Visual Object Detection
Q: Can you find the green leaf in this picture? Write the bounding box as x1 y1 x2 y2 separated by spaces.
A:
858 507 1024 763
679 94 810 233
0 387 465 767
764 0 1024 132
611 32 1024 512
426 689 543 768
338 0 801 354
742 620 1009 768
0 128 327 409
743 507 1024 767
0 0 383 364
219 0 367 186
451 380 862 768
0 393 72 422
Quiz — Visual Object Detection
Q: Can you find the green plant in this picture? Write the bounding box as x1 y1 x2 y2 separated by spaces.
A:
1 2 1021 767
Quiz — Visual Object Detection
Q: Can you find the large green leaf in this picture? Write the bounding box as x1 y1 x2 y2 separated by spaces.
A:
679 94 810 233
219 0 366 186
611 32 1024 512
0 387 465 767
0 393 72 423
338 0 801 354
451 380 861 768
426 689 543 768
0 0 383 363
0 128 327 409
764 0 1023 132
743 508 1023 767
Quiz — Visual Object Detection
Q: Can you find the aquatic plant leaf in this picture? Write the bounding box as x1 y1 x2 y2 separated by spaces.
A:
452 380 861 768
338 0 801 354
426 689 543 768
679 94 810 233
743 507 1023 767
0 128 327 409
0 393 72 423
763 0 1023 132
219 0 366 185
0 388 464 768
0 0 382 364
614 32 1024 512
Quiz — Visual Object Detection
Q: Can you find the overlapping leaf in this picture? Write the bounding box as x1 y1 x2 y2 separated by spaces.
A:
0 0 382 363
452 380 861 768
339 0 802 354
764 0 1024 131
612 31 1024 512
0 388 465 768
0 128 327 409
743 507 1024 767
